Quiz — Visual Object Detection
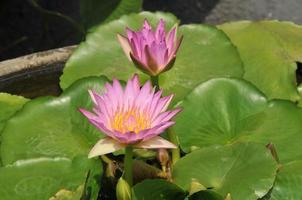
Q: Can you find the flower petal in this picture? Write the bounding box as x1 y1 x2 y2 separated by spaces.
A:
88 137 126 158
151 108 182 126
134 136 177 149
142 121 176 141
117 34 132 61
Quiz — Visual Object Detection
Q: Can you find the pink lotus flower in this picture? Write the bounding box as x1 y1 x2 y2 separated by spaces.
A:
117 19 183 76
79 75 181 158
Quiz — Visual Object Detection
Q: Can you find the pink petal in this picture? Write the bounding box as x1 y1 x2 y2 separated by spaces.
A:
117 34 132 61
134 136 177 149
135 80 152 109
155 19 165 41
143 19 152 30
167 27 176 54
171 35 183 58
131 74 140 95
79 108 98 121
126 27 136 41
142 121 176 141
151 94 174 120
151 108 182 126
113 131 143 144
86 118 115 138
88 137 126 158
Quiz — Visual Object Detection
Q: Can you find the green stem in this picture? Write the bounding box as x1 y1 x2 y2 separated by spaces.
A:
124 146 133 187
150 75 160 91
150 75 180 165
167 128 180 165
101 155 112 164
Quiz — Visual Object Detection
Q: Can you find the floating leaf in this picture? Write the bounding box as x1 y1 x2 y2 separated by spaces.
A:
173 142 277 200
0 93 28 132
0 76 108 165
174 78 267 152
49 185 84 200
60 12 243 103
174 78 302 164
189 190 224 200
219 21 302 102
132 179 187 200
271 160 302 199
0 157 99 200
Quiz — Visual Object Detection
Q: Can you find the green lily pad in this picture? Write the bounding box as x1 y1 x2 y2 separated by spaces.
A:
219 21 302 102
60 12 243 103
174 78 267 152
0 156 98 200
298 84 302 106
0 76 108 165
0 93 28 132
270 160 302 199
173 142 277 200
246 100 302 163
49 185 84 200
174 78 302 164
189 190 224 200
80 0 142 31
132 179 187 200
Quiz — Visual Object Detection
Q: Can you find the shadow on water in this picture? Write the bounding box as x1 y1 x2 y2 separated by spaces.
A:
143 0 221 24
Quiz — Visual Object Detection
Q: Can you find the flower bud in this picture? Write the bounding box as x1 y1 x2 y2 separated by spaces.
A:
157 148 170 167
225 193 232 200
117 19 183 76
105 162 116 178
116 177 132 200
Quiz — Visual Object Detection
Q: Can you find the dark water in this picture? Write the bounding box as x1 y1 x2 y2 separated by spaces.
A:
0 62 63 98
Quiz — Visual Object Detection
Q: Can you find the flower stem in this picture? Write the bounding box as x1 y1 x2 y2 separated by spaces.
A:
150 75 160 91
167 128 180 165
124 146 133 187
150 75 180 165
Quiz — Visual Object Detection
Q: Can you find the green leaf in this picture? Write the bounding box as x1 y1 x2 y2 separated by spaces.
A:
49 185 84 200
189 190 224 200
246 100 302 163
173 142 277 200
0 76 108 165
0 156 99 200
271 160 302 199
80 0 142 31
174 78 302 164
132 179 187 200
0 93 28 132
298 84 302 106
174 78 267 152
219 21 302 102
60 12 243 103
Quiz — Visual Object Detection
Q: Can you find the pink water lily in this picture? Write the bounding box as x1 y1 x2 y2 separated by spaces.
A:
79 75 181 158
117 19 183 76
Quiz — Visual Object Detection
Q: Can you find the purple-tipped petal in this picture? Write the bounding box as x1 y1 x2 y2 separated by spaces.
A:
142 121 176 141
167 27 177 55
80 74 181 154
151 94 174 120
88 137 126 158
143 19 152 30
134 136 177 149
151 108 182 126
118 19 181 76
155 19 165 41
172 35 183 57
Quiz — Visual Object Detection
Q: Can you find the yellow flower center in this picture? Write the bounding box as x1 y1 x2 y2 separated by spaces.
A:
111 108 151 134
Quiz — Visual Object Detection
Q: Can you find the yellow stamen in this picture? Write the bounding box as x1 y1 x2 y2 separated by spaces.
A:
111 108 150 134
